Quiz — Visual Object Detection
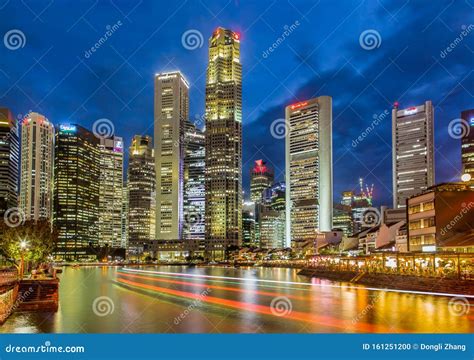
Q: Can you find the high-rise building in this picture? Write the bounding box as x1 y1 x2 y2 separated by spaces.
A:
19 112 54 221
250 160 274 203
154 71 189 242
121 184 129 249
205 27 243 259
183 120 205 243
285 96 333 251
53 124 100 260
392 101 435 208
98 136 124 248
260 209 286 249
128 135 155 252
242 201 256 247
333 204 353 237
269 181 286 212
0 108 19 215
461 109 474 185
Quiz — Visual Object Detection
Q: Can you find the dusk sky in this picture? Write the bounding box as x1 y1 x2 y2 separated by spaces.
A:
1 0 473 206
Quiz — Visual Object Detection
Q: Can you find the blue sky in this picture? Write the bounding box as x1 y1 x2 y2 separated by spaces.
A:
0 0 473 205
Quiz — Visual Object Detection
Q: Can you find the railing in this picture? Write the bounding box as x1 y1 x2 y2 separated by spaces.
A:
0 269 19 287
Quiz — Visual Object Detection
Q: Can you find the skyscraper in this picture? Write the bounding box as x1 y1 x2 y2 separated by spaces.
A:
285 96 333 251
53 124 100 260
250 160 274 203
154 71 189 242
121 183 129 249
19 112 54 221
0 108 19 215
461 109 474 184
183 120 205 242
205 27 243 259
392 101 435 208
98 136 124 248
128 135 155 252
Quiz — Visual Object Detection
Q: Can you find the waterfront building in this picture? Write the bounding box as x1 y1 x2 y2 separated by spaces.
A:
183 120 205 244
259 209 285 249
53 124 100 260
154 71 189 242
250 160 274 203
128 135 155 253
98 136 124 248
407 183 474 253
392 101 435 208
205 27 243 259
285 96 333 250
461 109 474 186
0 108 19 215
121 184 129 249
19 112 54 221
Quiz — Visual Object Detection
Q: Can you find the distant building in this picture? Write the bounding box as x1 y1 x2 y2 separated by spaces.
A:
99 136 124 248
269 181 286 212
128 135 155 253
250 160 274 203
392 101 435 208
407 183 474 253
121 184 129 249
19 112 54 221
53 124 100 260
333 204 353 237
242 209 256 248
0 108 19 215
461 109 474 186
259 209 285 249
286 96 333 251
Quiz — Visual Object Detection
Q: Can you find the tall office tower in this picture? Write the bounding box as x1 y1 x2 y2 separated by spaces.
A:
269 181 286 211
121 184 129 249
461 109 474 184
154 71 189 241
333 204 353 237
392 101 435 208
53 124 100 260
205 27 243 258
98 136 124 248
250 160 274 203
128 135 155 252
0 108 19 215
285 97 333 250
19 112 54 221
183 120 205 241
341 191 353 207
242 201 256 247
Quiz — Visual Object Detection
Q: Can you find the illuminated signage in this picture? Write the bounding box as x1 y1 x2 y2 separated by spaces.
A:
59 124 76 132
421 245 436 253
403 107 418 116
290 101 308 110
470 117 474 126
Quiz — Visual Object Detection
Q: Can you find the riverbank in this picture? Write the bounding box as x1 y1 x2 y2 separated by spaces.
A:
298 268 474 296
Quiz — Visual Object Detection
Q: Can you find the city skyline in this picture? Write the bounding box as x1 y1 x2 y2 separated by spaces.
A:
1 1 472 207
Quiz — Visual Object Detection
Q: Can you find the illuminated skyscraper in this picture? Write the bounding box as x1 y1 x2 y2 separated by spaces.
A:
98 136 124 248
154 71 189 241
285 96 333 251
461 109 474 184
392 101 434 208
183 120 205 242
53 124 100 260
0 108 19 215
121 184 129 249
128 135 155 251
205 27 242 258
19 112 54 221
250 160 274 203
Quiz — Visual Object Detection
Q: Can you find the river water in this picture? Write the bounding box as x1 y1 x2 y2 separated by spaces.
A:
1 266 472 333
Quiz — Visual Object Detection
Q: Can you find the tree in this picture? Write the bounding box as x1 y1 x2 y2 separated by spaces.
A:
0 220 57 272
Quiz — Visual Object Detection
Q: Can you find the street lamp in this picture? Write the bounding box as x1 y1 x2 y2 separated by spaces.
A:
19 240 28 280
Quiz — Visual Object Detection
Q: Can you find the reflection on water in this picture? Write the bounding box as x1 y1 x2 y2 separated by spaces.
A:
1 266 472 333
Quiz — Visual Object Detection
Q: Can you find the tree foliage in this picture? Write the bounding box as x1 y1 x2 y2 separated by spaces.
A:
0 220 57 269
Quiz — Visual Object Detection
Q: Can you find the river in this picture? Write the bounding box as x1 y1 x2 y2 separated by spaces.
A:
1 266 472 333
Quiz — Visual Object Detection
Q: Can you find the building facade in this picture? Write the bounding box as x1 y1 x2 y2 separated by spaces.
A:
53 124 100 260
461 109 474 184
19 112 54 221
285 96 333 250
128 135 155 252
250 160 274 203
0 108 19 215
392 101 435 208
98 136 124 248
205 27 243 259
121 184 129 249
154 71 189 242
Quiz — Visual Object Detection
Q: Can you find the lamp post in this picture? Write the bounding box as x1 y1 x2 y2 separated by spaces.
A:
19 240 27 280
